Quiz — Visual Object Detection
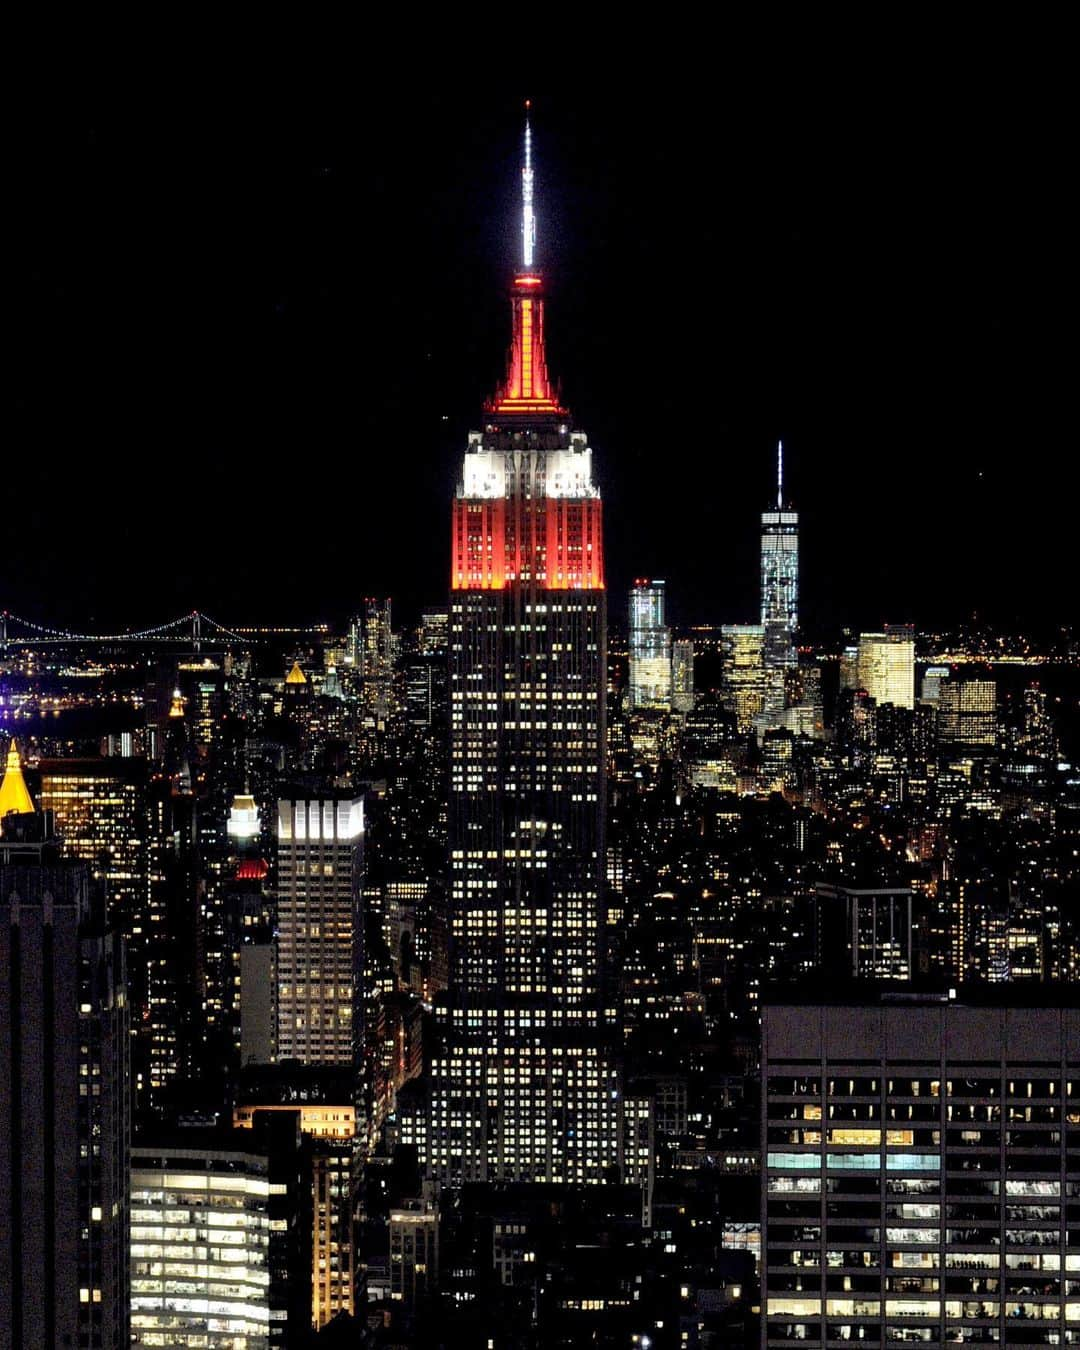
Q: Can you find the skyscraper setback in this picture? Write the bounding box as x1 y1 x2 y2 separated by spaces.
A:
421 115 620 1185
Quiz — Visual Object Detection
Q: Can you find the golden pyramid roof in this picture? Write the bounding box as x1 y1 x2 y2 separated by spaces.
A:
285 660 308 685
0 740 36 817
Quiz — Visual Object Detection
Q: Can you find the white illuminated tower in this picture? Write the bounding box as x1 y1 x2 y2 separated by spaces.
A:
275 797 364 1067
761 440 799 658
629 579 672 710
423 112 622 1187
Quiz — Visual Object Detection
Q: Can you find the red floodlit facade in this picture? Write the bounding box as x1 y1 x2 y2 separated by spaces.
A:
451 494 604 590
486 275 568 418
451 271 604 592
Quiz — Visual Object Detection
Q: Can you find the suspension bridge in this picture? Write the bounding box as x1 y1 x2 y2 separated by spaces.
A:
0 610 329 650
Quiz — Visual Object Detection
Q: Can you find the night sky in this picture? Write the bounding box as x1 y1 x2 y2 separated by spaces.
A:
9 64 1069 634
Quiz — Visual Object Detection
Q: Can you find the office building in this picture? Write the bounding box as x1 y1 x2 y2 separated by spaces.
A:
390 1196 439 1311
418 606 449 653
721 625 767 734
426 115 620 1186
761 993 1080 1348
815 883 916 980
0 793 129 1349
130 1141 271 1348
361 596 394 732
919 665 950 707
857 626 916 710
938 677 997 752
671 638 695 714
234 1065 359 1331
36 755 173 1104
275 797 364 1067
629 579 673 710
404 653 447 728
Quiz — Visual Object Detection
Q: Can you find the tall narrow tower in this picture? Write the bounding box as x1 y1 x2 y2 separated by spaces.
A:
760 440 799 632
628 579 672 710
428 112 619 1186
761 440 799 691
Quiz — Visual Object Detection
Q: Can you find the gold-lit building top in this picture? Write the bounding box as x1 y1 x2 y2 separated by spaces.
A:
0 740 35 817
285 660 308 685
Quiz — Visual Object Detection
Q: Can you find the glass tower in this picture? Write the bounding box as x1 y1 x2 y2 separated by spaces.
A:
760 440 799 634
857 626 916 710
629 579 673 710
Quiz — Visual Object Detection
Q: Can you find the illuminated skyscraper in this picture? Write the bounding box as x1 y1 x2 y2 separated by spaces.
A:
361 597 394 732
629 579 672 710
762 994 1080 1348
275 797 364 1068
857 625 916 710
937 677 996 751
760 440 799 635
1 805 129 1349
425 114 619 1185
130 1141 271 1346
37 755 192 1110
671 639 695 714
720 624 766 734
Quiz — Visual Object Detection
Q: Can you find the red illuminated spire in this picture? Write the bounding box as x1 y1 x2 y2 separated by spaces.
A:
486 110 568 419
487 274 568 418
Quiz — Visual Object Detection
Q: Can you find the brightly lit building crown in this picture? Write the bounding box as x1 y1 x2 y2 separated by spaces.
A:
452 108 603 592
0 740 35 817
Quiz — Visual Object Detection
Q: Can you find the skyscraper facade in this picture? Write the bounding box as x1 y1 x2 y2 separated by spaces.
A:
938 678 997 751
275 797 364 1067
0 802 129 1350
721 624 767 734
130 1142 272 1347
671 638 695 715
762 994 1080 1348
629 579 673 710
760 440 799 634
425 118 619 1186
857 626 916 710
36 755 178 1109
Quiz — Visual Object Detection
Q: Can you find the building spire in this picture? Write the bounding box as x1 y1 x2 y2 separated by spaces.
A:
522 100 535 270
486 104 566 419
0 739 35 817
777 439 784 510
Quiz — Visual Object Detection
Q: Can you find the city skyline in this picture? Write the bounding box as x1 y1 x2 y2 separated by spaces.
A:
3 73 1078 1349
9 80 1069 630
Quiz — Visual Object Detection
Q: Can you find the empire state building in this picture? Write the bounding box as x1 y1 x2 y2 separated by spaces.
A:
414 117 623 1186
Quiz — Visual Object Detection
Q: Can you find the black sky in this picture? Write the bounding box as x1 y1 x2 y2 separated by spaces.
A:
9 58 1071 634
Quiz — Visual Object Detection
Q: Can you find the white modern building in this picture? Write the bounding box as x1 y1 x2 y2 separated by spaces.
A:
760 440 798 633
130 1144 271 1348
275 797 364 1066
629 579 673 710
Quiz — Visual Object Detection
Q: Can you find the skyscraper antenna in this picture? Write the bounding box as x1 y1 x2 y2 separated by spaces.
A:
522 101 536 270
777 439 784 510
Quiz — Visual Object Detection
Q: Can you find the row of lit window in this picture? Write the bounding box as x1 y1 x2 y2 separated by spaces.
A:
768 1296 1080 1318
